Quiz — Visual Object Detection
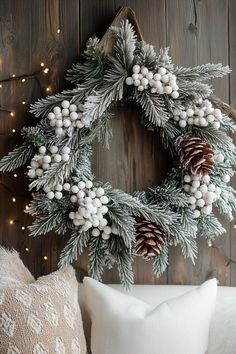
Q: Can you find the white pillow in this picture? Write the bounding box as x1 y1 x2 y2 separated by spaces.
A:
207 296 236 354
84 277 217 354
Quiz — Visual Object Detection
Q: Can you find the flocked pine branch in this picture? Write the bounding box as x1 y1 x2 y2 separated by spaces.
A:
153 244 169 278
58 230 90 267
88 237 106 281
134 42 158 70
173 63 230 81
0 144 35 172
83 59 126 123
110 19 137 69
134 90 169 126
67 37 107 84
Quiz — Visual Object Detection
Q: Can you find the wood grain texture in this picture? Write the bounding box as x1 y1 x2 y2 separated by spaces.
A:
166 0 231 285
0 0 235 285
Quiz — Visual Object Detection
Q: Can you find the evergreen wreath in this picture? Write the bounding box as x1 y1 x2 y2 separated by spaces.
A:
0 20 236 288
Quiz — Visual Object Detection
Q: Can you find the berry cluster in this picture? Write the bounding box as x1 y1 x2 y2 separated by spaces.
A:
125 65 179 98
68 181 112 235
183 174 221 218
173 99 222 129
48 100 89 136
27 145 70 179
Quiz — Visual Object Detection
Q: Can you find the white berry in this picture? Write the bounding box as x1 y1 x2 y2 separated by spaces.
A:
222 174 230 183
47 191 54 199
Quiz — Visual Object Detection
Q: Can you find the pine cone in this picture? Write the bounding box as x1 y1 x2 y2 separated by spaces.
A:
135 220 166 261
176 135 214 175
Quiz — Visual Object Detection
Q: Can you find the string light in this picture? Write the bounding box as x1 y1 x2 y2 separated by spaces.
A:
21 226 25 230
12 74 15 78
207 240 213 247
234 223 236 229
43 68 49 74
13 174 17 178
12 129 16 133
25 247 29 252
12 197 16 203
57 29 61 34
22 101 26 105
40 62 45 67
25 204 29 210
21 78 26 83
0 84 2 88
10 112 14 117
9 220 14 225
43 256 48 260
46 86 51 93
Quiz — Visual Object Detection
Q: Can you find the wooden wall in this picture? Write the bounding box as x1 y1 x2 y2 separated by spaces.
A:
0 0 235 285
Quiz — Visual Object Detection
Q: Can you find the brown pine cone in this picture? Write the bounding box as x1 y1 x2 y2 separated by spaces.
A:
176 134 214 175
135 220 166 261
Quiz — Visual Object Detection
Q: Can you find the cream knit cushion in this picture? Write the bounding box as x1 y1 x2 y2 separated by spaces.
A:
0 247 35 285
0 266 87 354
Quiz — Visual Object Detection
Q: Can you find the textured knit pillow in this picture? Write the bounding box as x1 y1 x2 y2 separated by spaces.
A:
0 246 35 285
84 277 217 354
0 266 87 353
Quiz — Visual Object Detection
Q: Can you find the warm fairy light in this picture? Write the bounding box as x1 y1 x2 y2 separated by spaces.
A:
12 74 15 78
9 220 14 225
40 62 45 67
12 129 16 133
21 78 26 82
10 112 14 117
25 204 29 210
25 247 29 252
12 197 16 203
13 173 17 178
0 84 2 88
43 68 49 74
46 86 51 93
43 256 48 260
207 240 213 247
22 101 26 105
234 223 236 229
57 29 61 34
22 226 25 230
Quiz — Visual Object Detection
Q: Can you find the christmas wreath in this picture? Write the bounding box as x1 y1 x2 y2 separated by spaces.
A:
0 20 236 288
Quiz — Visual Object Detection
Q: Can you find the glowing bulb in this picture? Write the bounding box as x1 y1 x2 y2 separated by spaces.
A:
57 29 61 34
43 68 49 74
40 62 45 67
25 247 29 252
207 240 213 247
43 256 48 260
46 86 51 93
22 226 25 230
22 101 26 105
234 223 236 229
10 112 14 117
13 173 17 178
25 204 29 210
21 78 26 82
12 129 16 133
9 220 14 225
12 197 16 203
12 74 15 78
0 84 2 88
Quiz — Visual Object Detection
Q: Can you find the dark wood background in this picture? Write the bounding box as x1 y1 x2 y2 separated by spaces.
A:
0 0 235 285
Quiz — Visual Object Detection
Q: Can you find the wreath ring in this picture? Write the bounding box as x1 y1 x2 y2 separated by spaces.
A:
0 7 235 288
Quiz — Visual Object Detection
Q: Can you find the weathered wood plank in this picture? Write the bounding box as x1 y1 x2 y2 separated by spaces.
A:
0 0 80 278
166 0 230 285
